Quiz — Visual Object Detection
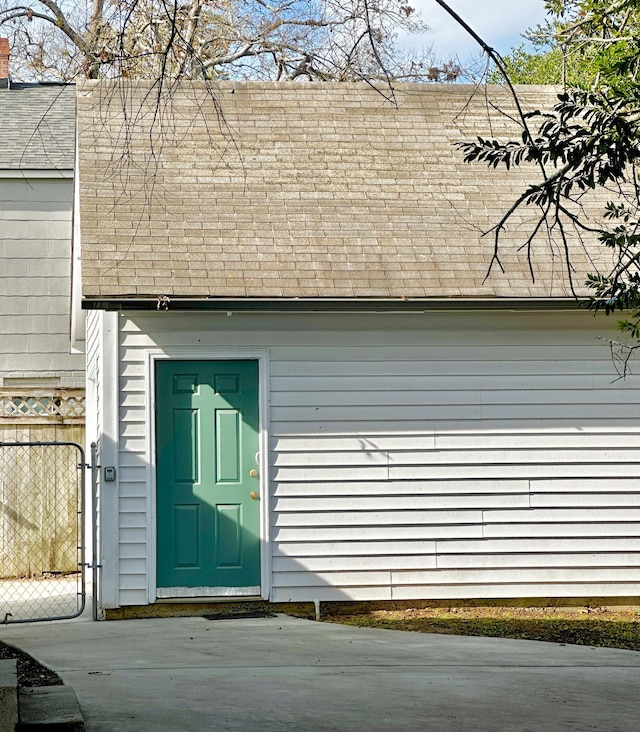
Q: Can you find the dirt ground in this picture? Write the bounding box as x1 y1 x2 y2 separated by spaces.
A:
0 640 62 687
322 604 640 651
356 604 640 621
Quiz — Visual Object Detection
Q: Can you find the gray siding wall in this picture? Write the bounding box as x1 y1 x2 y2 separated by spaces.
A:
112 310 640 605
0 177 84 386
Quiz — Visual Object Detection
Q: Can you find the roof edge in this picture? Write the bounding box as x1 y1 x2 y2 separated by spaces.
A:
81 296 585 313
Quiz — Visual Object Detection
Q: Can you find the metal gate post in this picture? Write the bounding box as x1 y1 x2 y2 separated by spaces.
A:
78 443 87 618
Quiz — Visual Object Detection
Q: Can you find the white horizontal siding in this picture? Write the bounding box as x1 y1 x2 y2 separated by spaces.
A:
271 404 640 422
273 389 636 407
483 522 640 538
272 525 485 541
271 587 392 602
388 583 640 602
273 495 530 511
273 541 438 557
112 310 640 605
534 478 640 491
531 493 640 507
274 463 640 481
440 537 640 553
391 568 637 585
273 509 484 527
273 555 439 572
484 508 640 523
388 464 640 479
274 479 529 496
270 360 611 377
273 433 640 450
119 589 149 605
434 553 640 569
272 374 610 391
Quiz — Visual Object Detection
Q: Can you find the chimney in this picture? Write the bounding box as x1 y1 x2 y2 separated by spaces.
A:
0 38 9 89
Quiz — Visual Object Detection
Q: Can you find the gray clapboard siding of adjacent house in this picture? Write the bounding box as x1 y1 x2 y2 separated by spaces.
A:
78 82 640 609
0 81 84 580
0 83 82 390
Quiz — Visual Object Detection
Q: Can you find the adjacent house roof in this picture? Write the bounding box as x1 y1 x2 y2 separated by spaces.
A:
0 83 75 171
77 81 608 307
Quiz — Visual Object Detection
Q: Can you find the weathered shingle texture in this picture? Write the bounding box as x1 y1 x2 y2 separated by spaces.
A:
78 81 608 301
0 83 75 170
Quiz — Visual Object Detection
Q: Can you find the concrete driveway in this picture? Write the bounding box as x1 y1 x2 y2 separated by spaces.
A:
1 614 639 731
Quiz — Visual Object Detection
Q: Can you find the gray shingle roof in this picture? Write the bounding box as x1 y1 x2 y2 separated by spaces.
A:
78 81 609 302
0 83 75 170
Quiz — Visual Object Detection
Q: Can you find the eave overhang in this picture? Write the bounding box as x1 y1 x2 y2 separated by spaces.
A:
81 296 585 313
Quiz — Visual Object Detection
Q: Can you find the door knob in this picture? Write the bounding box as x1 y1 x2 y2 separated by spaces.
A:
249 469 258 478
249 490 259 500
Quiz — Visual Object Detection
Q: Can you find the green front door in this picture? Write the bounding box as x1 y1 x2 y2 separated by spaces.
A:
155 359 260 595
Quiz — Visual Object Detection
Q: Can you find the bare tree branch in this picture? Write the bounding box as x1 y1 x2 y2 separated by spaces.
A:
0 0 448 82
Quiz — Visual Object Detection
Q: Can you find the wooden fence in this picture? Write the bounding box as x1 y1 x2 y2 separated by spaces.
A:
0 389 85 579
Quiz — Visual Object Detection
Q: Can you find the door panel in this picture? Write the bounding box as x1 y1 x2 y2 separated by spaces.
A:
155 360 260 593
216 410 241 482
173 504 200 567
216 504 242 567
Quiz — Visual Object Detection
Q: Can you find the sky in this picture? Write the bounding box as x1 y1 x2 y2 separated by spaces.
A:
405 0 549 62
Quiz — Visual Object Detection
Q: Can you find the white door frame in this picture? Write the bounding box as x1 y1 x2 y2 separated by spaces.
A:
145 347 271 604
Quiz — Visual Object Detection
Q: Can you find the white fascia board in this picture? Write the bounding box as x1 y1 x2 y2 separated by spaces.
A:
0 168 73 179
70 139 85 352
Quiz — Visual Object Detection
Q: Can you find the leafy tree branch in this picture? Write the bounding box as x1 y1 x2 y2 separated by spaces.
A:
442 1 640 361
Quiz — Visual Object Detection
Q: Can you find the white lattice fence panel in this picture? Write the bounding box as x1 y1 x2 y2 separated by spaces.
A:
0 389 85 424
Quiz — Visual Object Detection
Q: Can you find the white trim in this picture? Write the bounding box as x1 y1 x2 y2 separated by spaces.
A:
98 311 120 610
0 169 73 179
145 347 271 605
156 586 261 598
70 136 85 352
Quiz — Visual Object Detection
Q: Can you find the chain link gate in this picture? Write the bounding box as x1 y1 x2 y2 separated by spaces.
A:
0 441 86 623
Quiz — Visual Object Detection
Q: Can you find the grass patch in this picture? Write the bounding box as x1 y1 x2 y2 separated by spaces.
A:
323 607 640 651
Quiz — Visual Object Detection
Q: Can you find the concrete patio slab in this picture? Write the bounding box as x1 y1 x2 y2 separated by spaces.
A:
1 614 639 731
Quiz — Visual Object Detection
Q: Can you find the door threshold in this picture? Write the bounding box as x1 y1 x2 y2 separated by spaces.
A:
157 585 261 599
156 596 264 604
